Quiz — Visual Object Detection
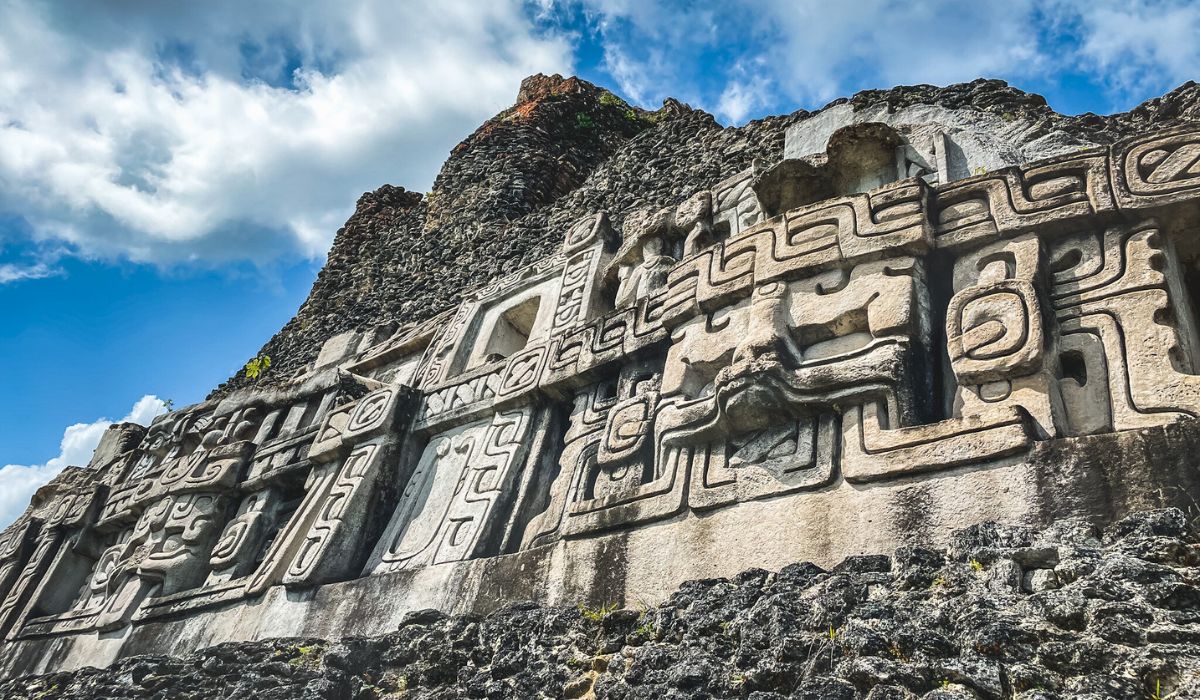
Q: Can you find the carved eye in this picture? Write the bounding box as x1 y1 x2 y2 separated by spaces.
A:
958 292 1029 360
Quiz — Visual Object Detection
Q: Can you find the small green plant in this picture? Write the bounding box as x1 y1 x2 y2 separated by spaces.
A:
575 112 595 129
941 679 952 688
730 672 746 686
360 672 408 700
823 624 841 669
633 605 655 638
969 558 985 572
972 165 988 176
932 574 947 588
288 643 321 667
599 91 626 108
162 398 175 411
1149 677 1171 700
577 601 618 622
624 108 639 122
245 354 272 380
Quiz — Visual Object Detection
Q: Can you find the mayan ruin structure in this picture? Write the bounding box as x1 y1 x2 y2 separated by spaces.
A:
5 75 1200 698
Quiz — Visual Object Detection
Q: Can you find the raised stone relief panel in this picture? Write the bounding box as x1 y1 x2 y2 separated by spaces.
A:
6 126 1200 663
366 408 534 573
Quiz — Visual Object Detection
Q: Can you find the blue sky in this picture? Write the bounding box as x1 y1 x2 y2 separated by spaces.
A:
2 0 1199 527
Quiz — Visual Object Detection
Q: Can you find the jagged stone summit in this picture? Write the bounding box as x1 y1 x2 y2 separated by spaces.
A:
4 74 1200 697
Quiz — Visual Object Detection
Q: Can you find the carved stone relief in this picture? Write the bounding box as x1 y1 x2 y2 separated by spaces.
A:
367 408 534 573
1050 221 1200 431
9 125 1200 656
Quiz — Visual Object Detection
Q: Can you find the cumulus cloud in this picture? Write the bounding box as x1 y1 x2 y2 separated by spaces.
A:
546 0 1048 122
716 62 772 126
1067 0 1200 95
0 395 167 530
4 0 1197 270
0 0 572 266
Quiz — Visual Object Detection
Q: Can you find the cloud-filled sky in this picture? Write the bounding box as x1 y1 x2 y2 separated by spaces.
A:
0 395 165 528
1 0 1199 528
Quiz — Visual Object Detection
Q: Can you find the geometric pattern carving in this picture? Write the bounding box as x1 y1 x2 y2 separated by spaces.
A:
840 400 1033 483
13 125 1200 656
947 278 1043 384
282 439 386 587
1051 221 1200 429
366 409 533 573
1113 127 1200 210
933 149 1113 248
310 386 402 462
563 211 610 254
688 413 838 510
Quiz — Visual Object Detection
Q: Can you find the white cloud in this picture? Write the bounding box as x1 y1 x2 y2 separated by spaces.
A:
4 0 1197 272
552 0 1200 123
0 395 168 530
715 62 772 125
0 261 60 284
552 0 1051 120
1068 0 1200 95
0 0 573 267
753 1 1045 106
7 0 1193 271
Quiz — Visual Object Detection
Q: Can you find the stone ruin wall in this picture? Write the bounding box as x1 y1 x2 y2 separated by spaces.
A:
4 110 1200 678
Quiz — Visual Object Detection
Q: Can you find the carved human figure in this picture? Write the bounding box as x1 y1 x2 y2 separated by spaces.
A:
608 210 680 309
677 191 715 257
615 236 675 309
713 166 763 236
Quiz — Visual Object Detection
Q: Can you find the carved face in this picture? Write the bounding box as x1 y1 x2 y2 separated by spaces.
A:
662 258 926 438
135 494 226 594
640 235 664 259
144 425 172 456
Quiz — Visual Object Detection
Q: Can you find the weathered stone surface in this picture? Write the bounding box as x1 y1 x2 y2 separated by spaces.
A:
7 74 1200 686
3 510 1199 699
212 78 1200 397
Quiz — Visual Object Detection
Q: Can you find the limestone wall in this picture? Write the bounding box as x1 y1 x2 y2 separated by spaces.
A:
5 120 1200 679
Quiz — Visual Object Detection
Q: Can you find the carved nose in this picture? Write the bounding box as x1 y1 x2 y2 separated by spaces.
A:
732 327 803 368
732 336 774 366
